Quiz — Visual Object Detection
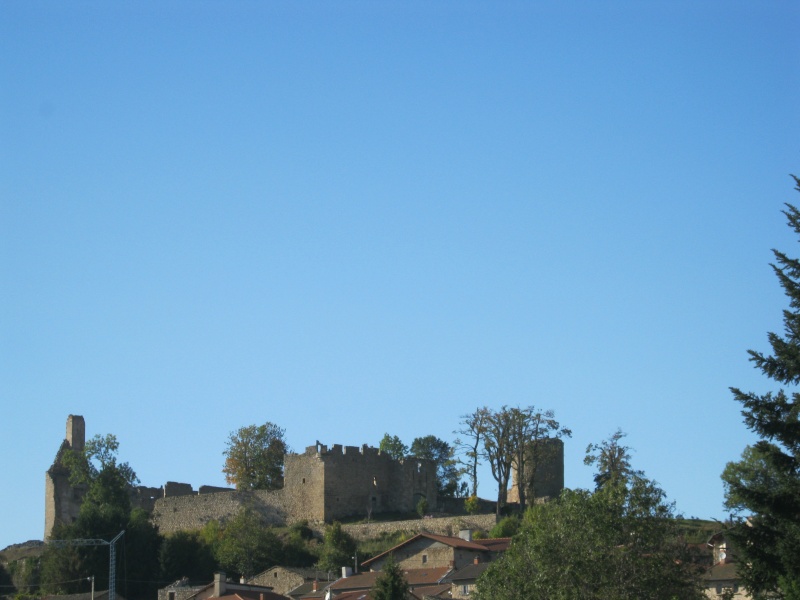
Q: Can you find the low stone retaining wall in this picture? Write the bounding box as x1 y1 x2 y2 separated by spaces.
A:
341 513 497 541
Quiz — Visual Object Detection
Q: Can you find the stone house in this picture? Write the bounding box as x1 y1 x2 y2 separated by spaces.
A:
703 533 751 600
324 567 451 599
159 572 288 600
246 567 329 598
360 531 510 572
442 562 489 599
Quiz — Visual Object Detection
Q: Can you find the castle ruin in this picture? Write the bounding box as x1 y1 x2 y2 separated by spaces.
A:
45 416 439 538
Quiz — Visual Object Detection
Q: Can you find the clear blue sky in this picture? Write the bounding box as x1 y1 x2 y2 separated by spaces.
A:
1 1 799 550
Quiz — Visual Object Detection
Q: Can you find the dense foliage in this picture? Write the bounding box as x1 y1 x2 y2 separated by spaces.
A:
409 435 461 497
724 186 800 599
222 423 287 491
316 522 357 575
474 478 704 600
370 555 409 600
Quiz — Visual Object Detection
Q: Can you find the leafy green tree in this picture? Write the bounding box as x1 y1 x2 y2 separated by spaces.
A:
214 508 282 579
371 555 409 600
464 495 480 515
159 530 217 584
409 435 460 496
489 515 520 538
415 497 428 518
724 189 800 599
378 434 408 460
474 477 704 600
222 423 287 490
584 429 640 491
316 521 356 575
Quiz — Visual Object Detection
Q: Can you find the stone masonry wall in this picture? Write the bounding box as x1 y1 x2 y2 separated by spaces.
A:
319 444 438 522
152 489 293 535
341 514 497 542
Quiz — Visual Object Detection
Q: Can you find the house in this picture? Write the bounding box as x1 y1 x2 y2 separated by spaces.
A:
703 533 750 600
325 567 451 598
159 572 289 600
442 562 490 599
247 567 331 598
360 530 510 572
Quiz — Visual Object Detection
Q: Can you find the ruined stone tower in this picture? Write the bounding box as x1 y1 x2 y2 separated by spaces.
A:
44 415 87 539
507 437 564 504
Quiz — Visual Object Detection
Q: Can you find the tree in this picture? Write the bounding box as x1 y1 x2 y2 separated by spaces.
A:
409 435 460 496
454 407 489 497
316 521 357 575
584 429 640 491
723 188 800 599
481 407 516 517
378 434 408 460
159 530 217 585
473 477 704 600
222 423 287 490
371 555 409 600
479 405 570 516
213 508 282 579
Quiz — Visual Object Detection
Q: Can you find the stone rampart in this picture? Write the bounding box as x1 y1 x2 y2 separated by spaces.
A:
152 489 294 535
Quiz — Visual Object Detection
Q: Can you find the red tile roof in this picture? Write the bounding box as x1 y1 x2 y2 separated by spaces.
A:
360 532 505 568
329 567 451 592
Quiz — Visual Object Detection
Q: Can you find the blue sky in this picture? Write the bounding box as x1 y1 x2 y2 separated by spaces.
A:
1 1 799 550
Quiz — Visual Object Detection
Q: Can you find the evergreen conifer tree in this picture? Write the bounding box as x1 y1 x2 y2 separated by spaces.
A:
723 179 800 598
371 555 409 600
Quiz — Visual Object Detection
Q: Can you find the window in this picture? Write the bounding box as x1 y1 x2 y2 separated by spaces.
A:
422 554 427 564
168 592 175 600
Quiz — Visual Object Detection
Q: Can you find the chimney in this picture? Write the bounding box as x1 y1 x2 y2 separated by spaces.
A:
341 567 353 578
458 529 473 542
474 556 480 565
312 581 318 592
259 594 264 600
214 572 226 598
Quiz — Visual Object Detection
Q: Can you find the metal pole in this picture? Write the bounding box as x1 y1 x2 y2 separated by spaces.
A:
108 531 125 600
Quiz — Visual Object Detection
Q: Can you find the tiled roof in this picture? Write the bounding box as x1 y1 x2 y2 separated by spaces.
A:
216 593 287 600
330 592 371 600
704 562 740 583
43 591 124 600
360 532 500 568
409 583 451 598
444 562 489 582
329 567 452 592
475 537 511 552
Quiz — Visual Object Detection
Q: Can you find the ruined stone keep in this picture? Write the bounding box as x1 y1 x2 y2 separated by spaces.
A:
45 416 438 538
507 437 565 503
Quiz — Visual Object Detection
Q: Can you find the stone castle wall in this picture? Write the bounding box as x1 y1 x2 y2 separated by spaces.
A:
151 444 439 535
47 416 440 538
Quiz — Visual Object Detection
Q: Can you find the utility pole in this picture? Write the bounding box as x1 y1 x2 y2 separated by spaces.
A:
47 531 125 600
